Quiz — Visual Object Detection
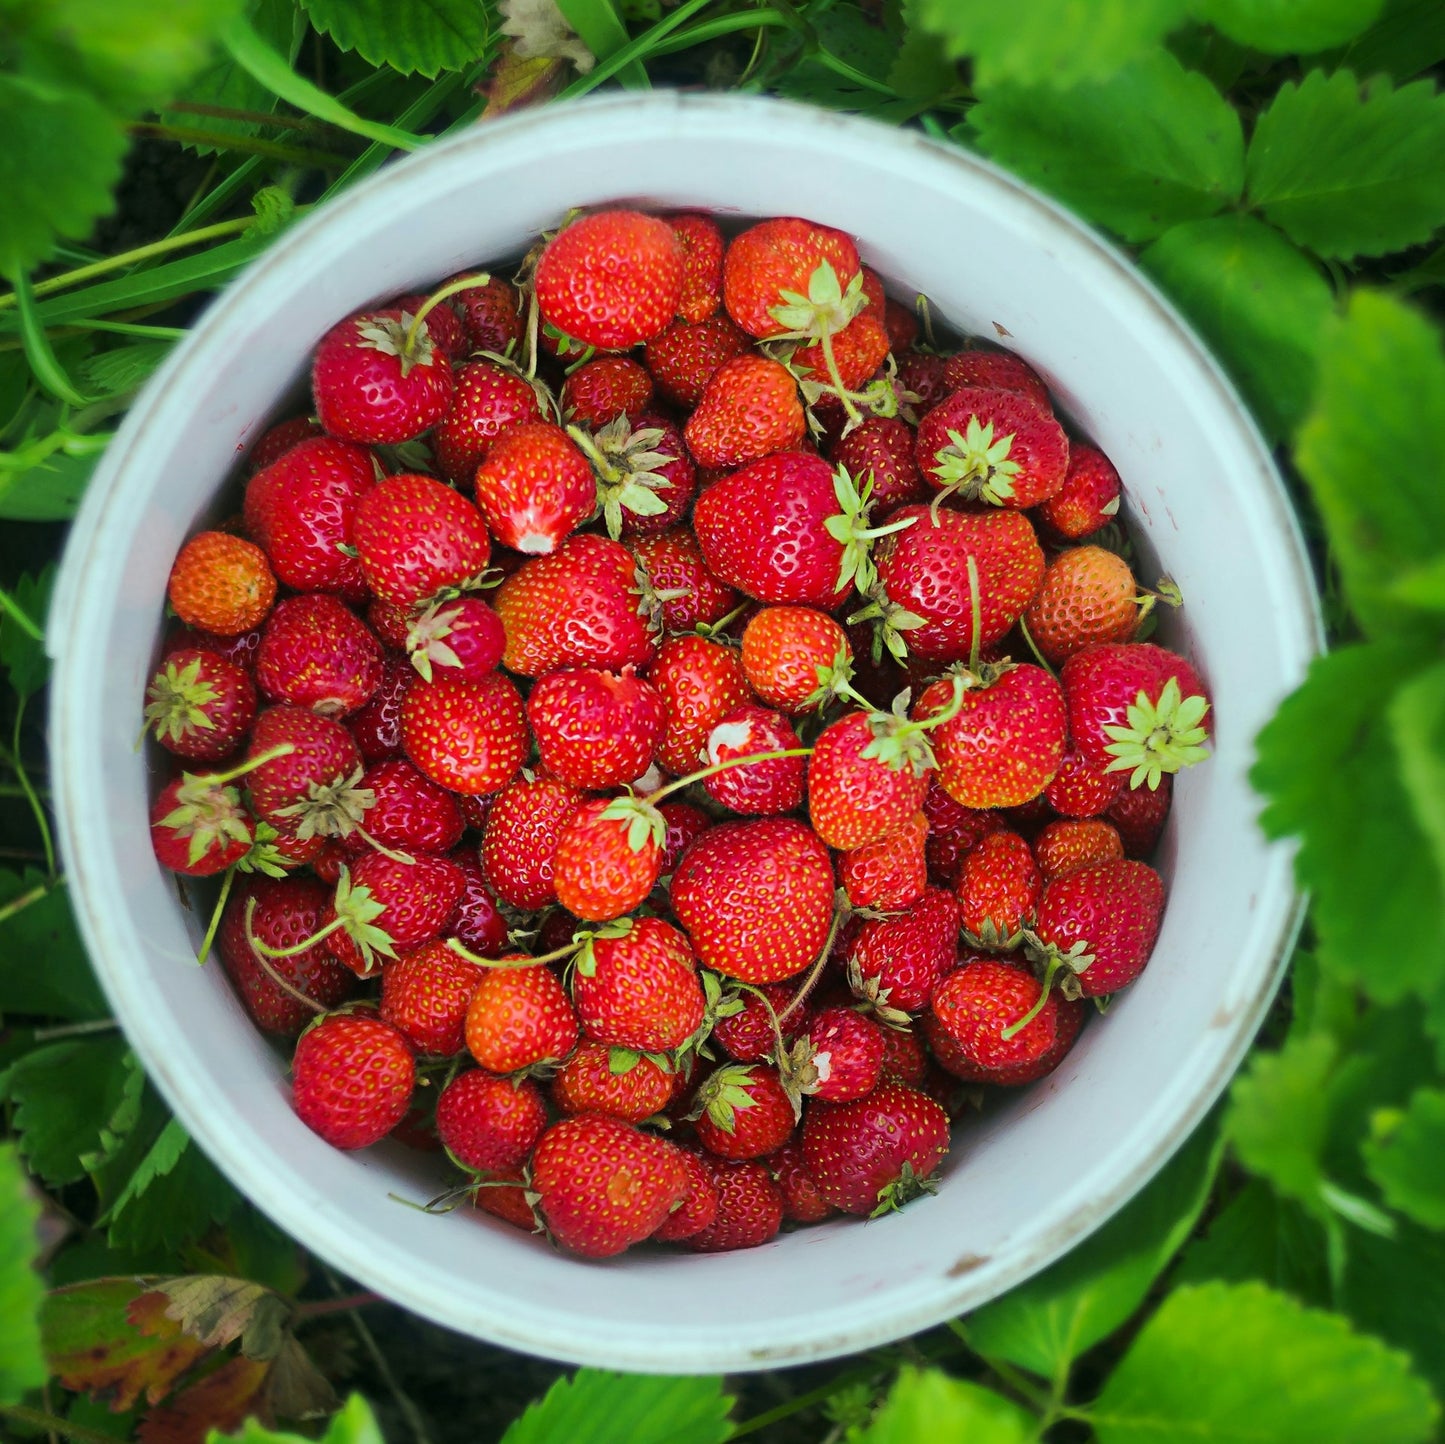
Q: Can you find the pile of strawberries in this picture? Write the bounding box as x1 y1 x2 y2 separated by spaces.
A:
145 207 1212 1259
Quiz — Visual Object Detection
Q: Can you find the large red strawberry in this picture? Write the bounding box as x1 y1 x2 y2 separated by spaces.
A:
436 1070 547 1172
144 648 256 761
312 308 454 445
643 312 752 408
839 810 928 910
246 705 369 840
684 355 805 470
551 795 665 921
561 355 653 427
379 937 484 1054
535 210 685 350
400 672 528 796
632 529 738 633
1062 642 1212 788
669 212 725 322
352 474 492 609
528 666 665 789
480 773 585 909
671 818 834 984
956 830 1040 945
648 634 755 776
684 1155 784 1251
404 596 506 685
801 1081 949 1215
1038 443 1122 539
572 916 705 1052
847 885 961 1016
830 416 927 513
702 705 805 815
1029 857 1164 998
916 385 1068 509
465 963 579 1073
693 1065 797 1160
432 359 547 485
739 605 853 714
291 1012 415 1150
473 421 595 555
255 594 383 718
359 757 464 853
722 216 861 339
324 851 465 976
551 1042 676 1123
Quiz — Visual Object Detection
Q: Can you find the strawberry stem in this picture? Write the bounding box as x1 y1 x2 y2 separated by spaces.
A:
1000 954 1063 1040
820 327 862 426
251 911 349 959
644 747 814 806
443 936 582 969
776 901 848 1025
194 865 235 966
966 554 983 675
401 272 493 355
351 824 417 867
196 741 297 788
1016 616 1059 681
242 897 328 1014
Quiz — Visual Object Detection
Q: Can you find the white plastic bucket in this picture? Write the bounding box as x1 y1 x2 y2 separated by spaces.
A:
49 92 1320 1372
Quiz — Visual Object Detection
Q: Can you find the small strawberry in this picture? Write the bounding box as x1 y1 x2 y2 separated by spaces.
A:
481 773 585 909
916 385 1068 510
847 885 961 1016
790 1005 887 1103
561 355 653 427
359 757 464 853
254 594 383 718
801 1081 949 1215
877 1021 928 1087
312 308 454 445
449 272 526 356
1043 746 1125 818
495 534 657 677
324 852 466 976
349 653 412 762
474 420 595 555
927 958 1084 1085
652 1148 721 1241
922 777 1006 883
766 1136 834 1223
528 666 666 790
684 1155 784 1251
789 309 891 397
956 830 1040 945
571 412 694 541
684 355 806 470
432 359 547 486
648 634 755 775
352 474 492 609
465 962 580 1073
391 290 469 361
168 531 276 635
671 818 835 984
551 1041 675 1123
1024 546 1141 666
659 801 712 875
830 416 927 513
291 1012 415 1150
1030 857 1165 998
246 705 369 839
722 217 861 340
169 624 264 671
400 672 528 796
572 916 705 1052
896 350 951 413
702 705 805 814
693 1065 797 1160
1062 642 1212 788
1106 773 1172 856
1037 443 1122 539
643 313 751 408
740 605 854 715
669 212 725 321
839 810 928 910
712 981 808 1063
450 848 510 956
436 1070 548 1172
535 209 685 349
552 795 665 921
940 349 1051 407
882 296 919 353
143 648 257 761
150 772 256 877
379 937 484 1054
247 415 323 473
1034 819 1125 882
405 596 506 684
531 1114 689 1258
471 1169 539 1233
632 529 738 633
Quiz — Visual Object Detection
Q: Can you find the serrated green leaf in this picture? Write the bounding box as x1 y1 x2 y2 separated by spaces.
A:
1389 660 1445 902
1093 1281 1439 1443
858 1368 1033 1444
972 50 1243 243
0 1144 46 1405
1326 0 1445 83
1246 71 1445 260
0 870 107 1020
1342 1219 1445 1399
104 1131 243 1256
1140 213 1332 439
0 566 54 697
915 0 1189 88
79 341 173 396
211 1394 384 1444
300 0 493 77
1364 1088 1445 1229
1194 0 1385 52
965 1118 1223 1378
888 0 959 100
0 75 127 276
499 1369 733 1444
0 445 98 520
1252 643 1445 1002
1295 291 1445 635
98 1116 190 1226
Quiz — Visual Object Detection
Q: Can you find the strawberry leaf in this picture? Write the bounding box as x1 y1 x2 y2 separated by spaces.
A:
1363 1088 1445 1230
299 0 494 78
210 1394 383 1444
0 867 107 1019
499 1370 734 1444
1196 0 1385 53
0 1145 46 1405
859 1368 1033 1443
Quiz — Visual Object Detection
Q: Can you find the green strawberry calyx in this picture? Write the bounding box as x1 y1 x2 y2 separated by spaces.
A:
825 466 919 599
600 794 669 854
569 416 677 540
802 643 864 713
1101 677 1211 789
405 601 469 683
143 655 221 745
273 765 376 843
845 957 912 1029
1001 939 1094 1039
357 312 439 379
768 261 866 345
862 676 967 776
676 969 746 1065
847 585 927 665
688 1062 761 1135
927 416 1022 513
159 776 252 869
869 1159 940 1219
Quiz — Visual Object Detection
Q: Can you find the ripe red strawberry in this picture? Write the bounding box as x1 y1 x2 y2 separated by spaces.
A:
599 411 697 540
291 1012 415 1150
831 416 927 513
405 596 505 684
790 309 891 394
168 531 276 635
552 795 665 921
391 290 469 361
940 349 1051 407
247 415 323 473
169 623 264 671
956 830 1040 944
712 981 809 1063
528 666 665 790
684 1155 784 1251
150 773 256 876
915 664 1066 809
740 605 852 714
436 1070 547 1171
255 594 383 718
144 648 256 761
536 210 684 349
448 272 525 356
648 634 754 775
216 876 356 1035
1025 546 1140 666
632 529 738 633
379 937 484 1054
766 1136 834 1223
808 705 939 851
878 1021 928 1087
684 355 805 470
1106 772 1172 856
847 885 961 1016
551 1041 675 1122
643 313 752 408
471 1169 539 1233
325 851 466 975
562 355 653 427
360 757 464 852
474 421 595 555
1062 642 1212 788
671 818 834 984
870 506 1044 663
1031 857 1165 997
246 704 368 838
723 217 861 339
896 350 950 413
572 916 705 1052
928 958 1084 1085
400 672 527 796
1034 819 1125 882
792 1005 887 1103
652 1148 721 1241
531 1114 689 1257
702 705 805 814
432 359 547 485
349 653 411 762
495 534 657 677
312 308 454 445
244 436 376 598
693 1065 796 1160
801 1081 949 1215
480 774 585 909
1043 746 1125 818
466 962 579 1073
659 801 712 875
922 777 1006 883
882 296 919 353
352 474 492 609
916 385 1068 509
839 810 928 910
449 848 510 956
1038 442 1123 539
669 212 725 322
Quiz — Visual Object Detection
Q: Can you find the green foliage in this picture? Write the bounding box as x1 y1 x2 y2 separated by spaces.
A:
1194 0 1384 52
499 1370 733 1444
1364 1089 1445 1229
857 1368 1033 1442
299 0 494 78
0 872 108 1020
0 1144 47 1404
211 1395 384 1444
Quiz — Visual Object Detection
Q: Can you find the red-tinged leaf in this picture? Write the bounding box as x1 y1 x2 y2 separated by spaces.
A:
43 1280 209 1412
136 1355 271 1444
261 1335 340 1421
482 44 566 116
147 1277 289 1360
